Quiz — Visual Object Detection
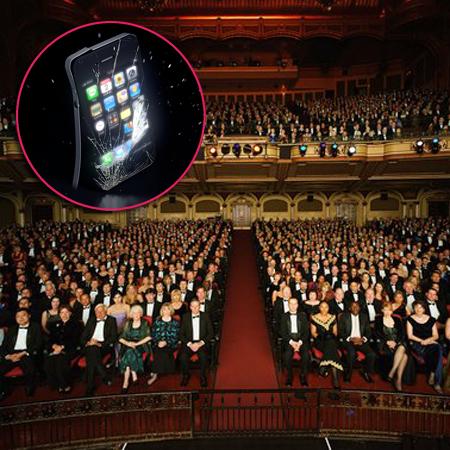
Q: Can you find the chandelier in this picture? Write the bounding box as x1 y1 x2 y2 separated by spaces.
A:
135 0 168 14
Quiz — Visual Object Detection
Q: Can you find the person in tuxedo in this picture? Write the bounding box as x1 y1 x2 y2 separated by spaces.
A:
0 308 42 399
179 299 214 388
44 305 82 393
279 297 310 386
197 286 219 323
423 287 448 330
73 293 95 325
385 273 401 300
155 281 170 304
80 304 118 396
404 280 422 315
95 283 113 308
273 286 292 330
344 281 365 310
142 288 161 323
179 280 195 304
328 287 346 316
338 301 376 383
364 288 382 324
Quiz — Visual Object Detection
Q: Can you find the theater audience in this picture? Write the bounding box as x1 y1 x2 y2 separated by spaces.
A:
255 217 449 391
118 305 151 393
207 90 449 141
148 302 181 386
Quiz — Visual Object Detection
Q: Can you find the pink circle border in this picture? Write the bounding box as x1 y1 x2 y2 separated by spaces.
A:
16 20 206 212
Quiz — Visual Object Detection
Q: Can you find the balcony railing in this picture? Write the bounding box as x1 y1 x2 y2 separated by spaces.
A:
1 388 449 449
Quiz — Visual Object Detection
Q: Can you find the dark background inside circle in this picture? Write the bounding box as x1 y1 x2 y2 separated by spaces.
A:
17 23 204 209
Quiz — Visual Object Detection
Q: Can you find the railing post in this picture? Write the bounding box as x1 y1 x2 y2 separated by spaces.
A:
316 389 321 434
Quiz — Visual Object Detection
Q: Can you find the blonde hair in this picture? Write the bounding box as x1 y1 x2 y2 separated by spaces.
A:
161 302 174 316
171 289 182 303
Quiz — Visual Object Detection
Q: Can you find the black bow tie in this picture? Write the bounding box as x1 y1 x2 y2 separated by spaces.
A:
290 313 297 316
83 306 90 310
97 319 106 323
19 326 29 329
192 315 200 319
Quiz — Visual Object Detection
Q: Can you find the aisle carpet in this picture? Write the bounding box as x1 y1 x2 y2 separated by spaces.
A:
214 230 278 389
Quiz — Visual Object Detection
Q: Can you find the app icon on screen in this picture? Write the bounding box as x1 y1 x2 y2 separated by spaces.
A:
103 95 116 112
107 112 119 127
129 82 141 98
123 121 133 134
120 107 131 120
114 143 130 161
100 78 113 95
116 88 128 104
95 120 105 133
114 72 125 88
86 85 99 101
101 152 114 167
126 66 137 81
90 102 102 118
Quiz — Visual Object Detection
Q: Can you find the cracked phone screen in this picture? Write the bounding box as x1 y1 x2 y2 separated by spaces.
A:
70 34 154 191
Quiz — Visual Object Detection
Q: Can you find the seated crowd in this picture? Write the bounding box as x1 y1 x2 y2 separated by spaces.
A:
0 96 15 136
254 217 450 393
206 90 450 142
0 219 231 400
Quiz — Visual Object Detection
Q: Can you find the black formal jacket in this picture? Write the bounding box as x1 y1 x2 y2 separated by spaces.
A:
424 300 448 325
344 291 366 311
279 311 309 346
72 302 95 323
179 312 214 346
328 298 346 317
374 315 405 350
143 301 161 321
273 297 290 328
80 315 118 348
47 318 82 354
338 312 372 342
0 322 42 357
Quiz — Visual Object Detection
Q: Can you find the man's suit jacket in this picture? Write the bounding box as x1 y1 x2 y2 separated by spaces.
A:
338 312 372 342
424 300 448 325
279 311 309 345
328 298 346 316
80 315 118 348
72 302 95 323
179 312 214 346
0 322 42 357
181 290 195 304
143 301 161 321
343 291 366 311
273 298 290 328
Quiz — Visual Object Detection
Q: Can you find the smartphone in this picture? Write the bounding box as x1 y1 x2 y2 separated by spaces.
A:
66 33 154 191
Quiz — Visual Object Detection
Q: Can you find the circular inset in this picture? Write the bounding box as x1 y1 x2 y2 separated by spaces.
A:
17 21 205 210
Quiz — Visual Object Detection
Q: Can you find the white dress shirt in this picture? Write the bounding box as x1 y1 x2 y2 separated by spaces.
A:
406 294 416 311
14 327 28 351
82 307 91 325
289 314 298 333
146 302 155 317
366 303 376 322
282 299 289 313
92 320 106 342
192 315 200 341
341 282 349 292
428 302 440 320
349 314 362 340
103 295 111 307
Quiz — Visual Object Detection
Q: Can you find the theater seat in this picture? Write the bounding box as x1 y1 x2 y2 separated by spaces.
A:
143 316 153 327
311 347 324 360
4 366 23 378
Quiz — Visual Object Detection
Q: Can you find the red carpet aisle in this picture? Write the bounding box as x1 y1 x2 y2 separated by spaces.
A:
214 230 278 389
